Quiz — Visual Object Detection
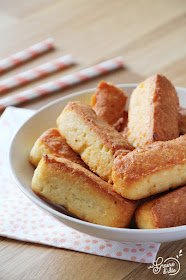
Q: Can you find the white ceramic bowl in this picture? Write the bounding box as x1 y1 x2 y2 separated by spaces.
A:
9 84 186 243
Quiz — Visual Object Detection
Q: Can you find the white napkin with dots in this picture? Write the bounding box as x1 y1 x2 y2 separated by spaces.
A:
0 106 161 263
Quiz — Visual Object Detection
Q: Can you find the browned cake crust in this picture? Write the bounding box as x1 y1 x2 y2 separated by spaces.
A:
32 154 137 227
57 101 132 182
91 81 127 131
58 102 132 152
135 186 186 229
179 106 186 134
30 128 87 168
127 74 180 147
112 134 186 199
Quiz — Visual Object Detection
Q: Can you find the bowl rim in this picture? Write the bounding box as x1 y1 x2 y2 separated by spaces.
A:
9 83 186 236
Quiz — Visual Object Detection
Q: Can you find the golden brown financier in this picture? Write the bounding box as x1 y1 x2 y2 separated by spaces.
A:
30 128 87 168
32 154 137 227
57 101 132 182
135 186 186 229
112 134 186 200
127 74 179 147
91 81 127 131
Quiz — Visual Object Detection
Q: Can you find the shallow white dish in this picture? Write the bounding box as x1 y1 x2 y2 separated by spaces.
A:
9 84 186 243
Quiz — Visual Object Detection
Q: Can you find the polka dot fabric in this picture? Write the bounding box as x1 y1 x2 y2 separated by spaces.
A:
0 107 161 263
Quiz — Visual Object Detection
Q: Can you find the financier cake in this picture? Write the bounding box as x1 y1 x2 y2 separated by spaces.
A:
30 128 87 168
57 101 132 182
91 81 128 131
112 134 186 200
127 74 180 147
32 154 137 227
135 186 186 229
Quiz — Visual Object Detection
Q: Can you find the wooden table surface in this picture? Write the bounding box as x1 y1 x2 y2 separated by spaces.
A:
0 1 186 279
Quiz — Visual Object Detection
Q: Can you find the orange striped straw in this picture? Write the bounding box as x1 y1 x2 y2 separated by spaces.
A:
0 55 75 94
0 38 54 74
0 56 124 110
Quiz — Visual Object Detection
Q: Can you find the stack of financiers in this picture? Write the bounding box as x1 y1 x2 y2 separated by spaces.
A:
30 75 186 229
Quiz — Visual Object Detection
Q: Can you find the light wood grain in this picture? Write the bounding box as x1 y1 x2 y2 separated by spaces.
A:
0 0 186 279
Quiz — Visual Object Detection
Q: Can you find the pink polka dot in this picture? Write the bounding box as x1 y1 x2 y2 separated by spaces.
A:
75 235 81 239
53 231 58 235
149 245 155 249
45 237 50 241
61 238 66 243
106 254 111 257
123 248 129 252
1 228 6 232
43 232 48 236
40 224 45 228
131 249 136 253
131 256 136 261
10 221 14 224
34 233 38 237
116 252 122 257
139 248 144 252
52 238 58 242
99 245 105 250
92 240 98 243
61 233 65 237
23 231 28 234
31 220 36 224
32 226 36 230
85 239 90 243
71 231 76 234
74 241 80 245
147 252 152 257
136 244 141 246
107 243 112 247
84 246 90 251
140 258 146 262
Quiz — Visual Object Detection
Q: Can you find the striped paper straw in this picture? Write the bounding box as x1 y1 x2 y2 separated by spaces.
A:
0 38 54 74
0 56 124 110
0 55 75 94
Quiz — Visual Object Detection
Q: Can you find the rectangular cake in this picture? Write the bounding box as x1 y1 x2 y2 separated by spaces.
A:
112 134 186 200
57 101 132 182
127 74 179 147
32 154 137 227
135 186 186 229
91 81 127 131
30 128 87 168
